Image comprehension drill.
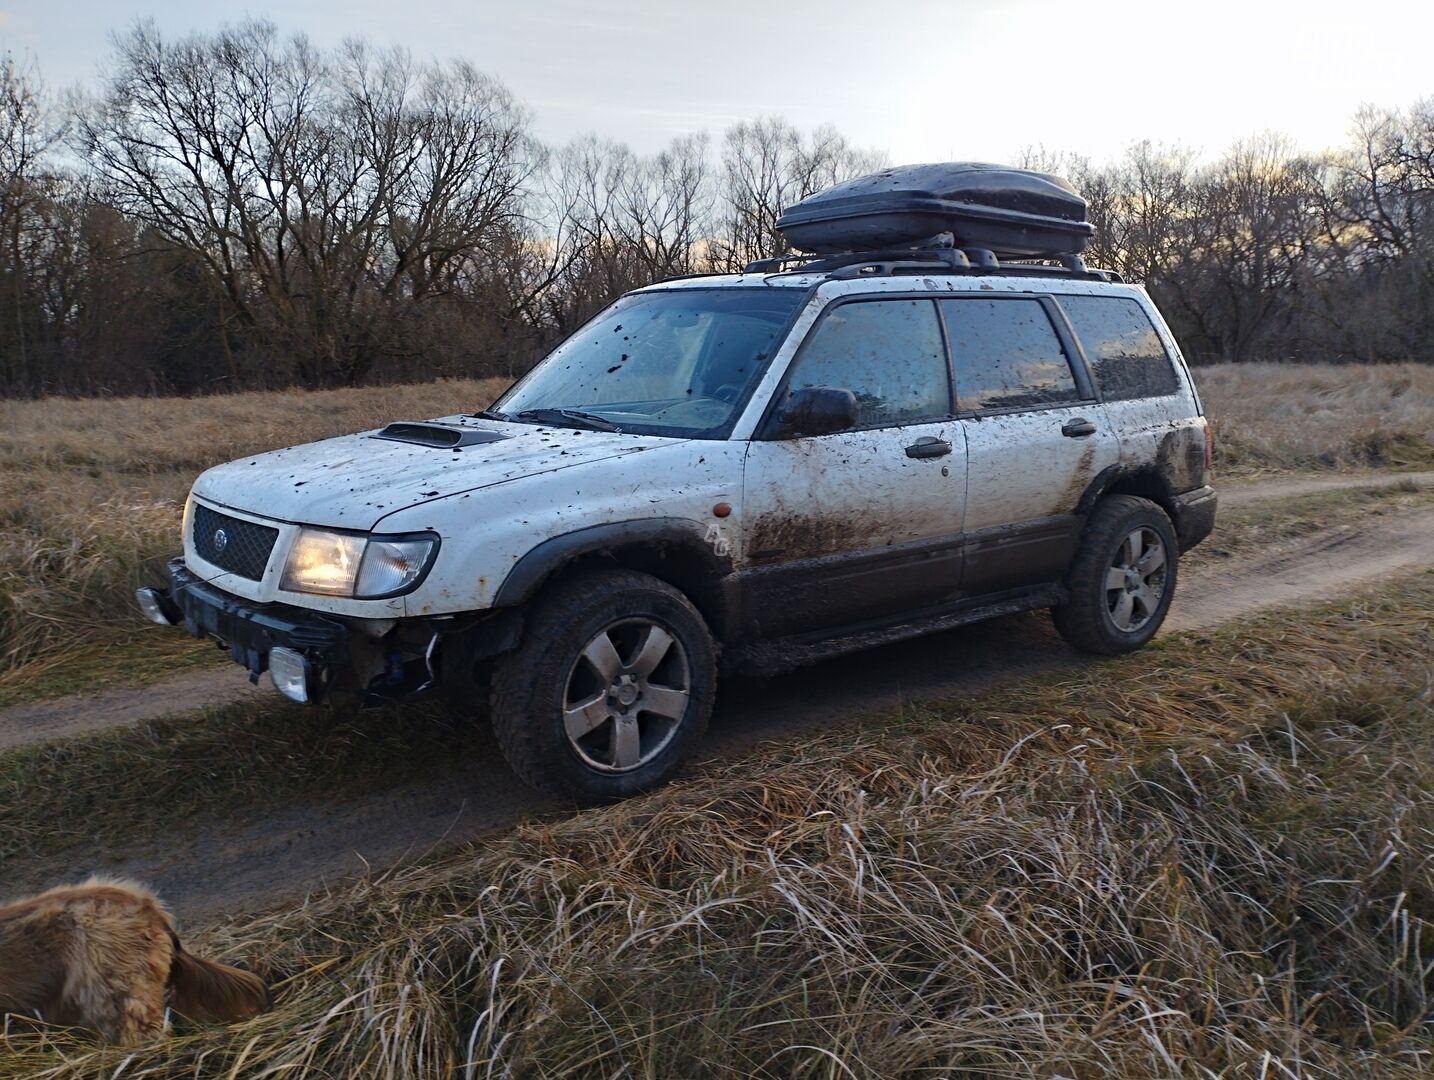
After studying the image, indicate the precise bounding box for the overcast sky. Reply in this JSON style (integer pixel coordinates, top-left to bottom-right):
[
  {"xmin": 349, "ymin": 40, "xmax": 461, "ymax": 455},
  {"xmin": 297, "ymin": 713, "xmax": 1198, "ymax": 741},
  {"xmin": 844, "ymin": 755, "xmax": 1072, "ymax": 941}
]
[{"xmin": 4, "ymin": 0, "xmax": 1433, "ymax": 166}]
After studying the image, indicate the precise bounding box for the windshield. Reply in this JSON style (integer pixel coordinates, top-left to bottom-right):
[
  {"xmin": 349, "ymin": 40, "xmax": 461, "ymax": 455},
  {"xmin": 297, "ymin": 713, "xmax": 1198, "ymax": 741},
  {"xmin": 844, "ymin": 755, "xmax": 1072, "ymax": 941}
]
[{"xmin": 493, "ymin": 288, "xmax": 806, "ymax": 438}]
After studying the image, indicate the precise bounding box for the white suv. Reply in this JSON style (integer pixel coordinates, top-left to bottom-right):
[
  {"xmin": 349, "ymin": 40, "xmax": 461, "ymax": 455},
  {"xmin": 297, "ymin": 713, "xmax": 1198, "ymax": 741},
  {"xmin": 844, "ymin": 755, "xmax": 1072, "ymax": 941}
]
[{"xmin": 139, "ymin": 188, "xmax": 1216, "ymax": 802}]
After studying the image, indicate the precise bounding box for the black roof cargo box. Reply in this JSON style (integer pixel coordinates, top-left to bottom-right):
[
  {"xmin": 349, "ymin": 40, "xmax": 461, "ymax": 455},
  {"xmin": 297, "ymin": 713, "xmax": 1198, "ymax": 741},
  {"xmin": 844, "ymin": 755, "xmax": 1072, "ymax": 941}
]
[{"xmin": 776, "ymin": 162, "xmax": 1094, "ymax": 258}]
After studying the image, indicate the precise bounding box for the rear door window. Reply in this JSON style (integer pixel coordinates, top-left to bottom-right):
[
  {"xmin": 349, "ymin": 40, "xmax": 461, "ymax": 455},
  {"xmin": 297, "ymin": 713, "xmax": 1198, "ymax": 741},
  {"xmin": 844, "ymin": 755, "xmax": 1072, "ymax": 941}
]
[
  {"xmin": 786, "ymin": 299, "xmax": 951, "ymax": 427},
  {"xmin": 940, "ymin": 298, "xmax": 1081, "ymax": 411},
  {"xmin": 1059, "ymin": 295, "xmax": 1181, "ymax": 401}
]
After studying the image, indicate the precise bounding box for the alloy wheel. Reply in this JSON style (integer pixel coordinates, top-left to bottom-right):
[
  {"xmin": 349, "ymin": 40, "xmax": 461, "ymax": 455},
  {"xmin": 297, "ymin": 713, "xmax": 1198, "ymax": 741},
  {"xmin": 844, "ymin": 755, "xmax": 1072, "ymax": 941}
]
[
  {"xmin": 562, "ymin": 617, "xmax": 691, "ymax": 773},
  {"xmin": 1104, "ymin": 526, "xmax": 1168, "ymax": 633}
]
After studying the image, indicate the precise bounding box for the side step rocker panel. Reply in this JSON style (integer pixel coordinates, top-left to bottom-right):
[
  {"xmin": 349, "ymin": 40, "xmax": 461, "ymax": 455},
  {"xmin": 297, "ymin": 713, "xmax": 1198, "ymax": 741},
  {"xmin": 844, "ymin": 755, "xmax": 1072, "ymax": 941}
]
[{"xmin": 727, "ymin": 584, "xmax": 1067, "ymax": 677}]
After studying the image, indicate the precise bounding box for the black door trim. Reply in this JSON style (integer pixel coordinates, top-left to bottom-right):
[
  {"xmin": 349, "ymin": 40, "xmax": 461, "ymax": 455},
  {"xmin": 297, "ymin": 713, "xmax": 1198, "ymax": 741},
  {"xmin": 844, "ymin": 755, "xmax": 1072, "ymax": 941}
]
[
  {"xmin": 736, "ymin": 528, "xmax": 966, "ymax": 638},
  {"xmin": 960, "ymin": 513, "xmax": 1082, "ymax": 595}
]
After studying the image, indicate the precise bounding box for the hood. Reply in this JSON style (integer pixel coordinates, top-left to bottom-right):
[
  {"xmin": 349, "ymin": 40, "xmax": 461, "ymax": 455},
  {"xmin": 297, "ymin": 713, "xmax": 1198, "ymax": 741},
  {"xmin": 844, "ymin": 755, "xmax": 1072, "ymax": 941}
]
[{"xmin": 191, "ymin": 416, "xmax": 675, "ymax": 530}]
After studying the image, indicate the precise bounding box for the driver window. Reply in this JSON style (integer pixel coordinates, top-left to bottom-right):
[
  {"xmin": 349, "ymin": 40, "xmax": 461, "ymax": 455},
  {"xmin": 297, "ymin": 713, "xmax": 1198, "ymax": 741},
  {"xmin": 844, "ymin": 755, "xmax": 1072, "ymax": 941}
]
[{"xmin": 786, "ymin": 299, "xmax": 950, "ymax": 428}]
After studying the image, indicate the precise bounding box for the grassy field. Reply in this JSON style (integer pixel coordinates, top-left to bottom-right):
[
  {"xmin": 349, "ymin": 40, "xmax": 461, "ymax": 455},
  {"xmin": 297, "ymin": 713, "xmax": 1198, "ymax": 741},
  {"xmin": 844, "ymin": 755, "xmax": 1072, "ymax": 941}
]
[
  {"xmin": 1197, "ymin": 361, "xmax": 1434, "ymax": 473},
  {"xmin": 1, "ymin": 574, "xmax": 1430, "ymax": 1077},
  {"xmin": 2, "ymin": 363, "xmax": 1432, "ymax": 683}
]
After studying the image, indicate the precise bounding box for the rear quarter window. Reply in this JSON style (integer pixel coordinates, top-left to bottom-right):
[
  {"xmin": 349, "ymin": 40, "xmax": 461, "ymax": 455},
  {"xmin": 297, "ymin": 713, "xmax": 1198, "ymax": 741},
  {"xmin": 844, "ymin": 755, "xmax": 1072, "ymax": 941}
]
[{"xmin": 1059, "ymin": 295, "xmax": 1181, "ymax": 401}]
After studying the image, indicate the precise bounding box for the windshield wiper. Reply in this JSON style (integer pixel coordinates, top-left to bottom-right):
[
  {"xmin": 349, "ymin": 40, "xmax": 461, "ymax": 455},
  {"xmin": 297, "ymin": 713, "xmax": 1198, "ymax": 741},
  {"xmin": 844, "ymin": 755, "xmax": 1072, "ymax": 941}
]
[
  {"xmin": 472, "ymin": 408, "xmax": 508, "ymax": 421},
  {"xmin": 513, "ymin": 408, "xmax": 622, "ymax": 433}
]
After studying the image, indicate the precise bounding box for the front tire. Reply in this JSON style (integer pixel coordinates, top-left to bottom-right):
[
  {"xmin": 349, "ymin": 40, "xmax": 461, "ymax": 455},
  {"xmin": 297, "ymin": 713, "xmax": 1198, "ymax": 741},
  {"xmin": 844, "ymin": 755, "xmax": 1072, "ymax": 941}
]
[
  {"xmin": 489, "ymin": 570, "xmax": 716, "ymax": 803},
  {"xmin": 1053, "ymin": 495, "xmax": 1179, "ymax": 656}
]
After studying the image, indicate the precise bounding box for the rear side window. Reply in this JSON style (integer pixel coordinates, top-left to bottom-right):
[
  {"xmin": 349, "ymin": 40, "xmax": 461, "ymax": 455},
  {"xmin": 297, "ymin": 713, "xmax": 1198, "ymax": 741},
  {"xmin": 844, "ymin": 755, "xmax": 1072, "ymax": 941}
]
[
  {"xmin": 940, "ymin": 298, "xmax": 1081, "ymax": 411},
  {"xmin": 787, "ymin": 299, "xmax": 950, "ymax": 427},
  {"xmin": 1060, "ymin": 296, "xmax": 1181, "ymax": 401}
]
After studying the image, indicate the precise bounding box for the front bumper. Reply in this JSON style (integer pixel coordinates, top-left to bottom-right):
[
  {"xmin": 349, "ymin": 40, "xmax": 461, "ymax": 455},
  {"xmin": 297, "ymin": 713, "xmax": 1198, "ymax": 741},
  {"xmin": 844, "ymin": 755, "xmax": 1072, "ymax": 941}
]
[
  {"xmin": 162, "ymin": 557, "xmax": 350, "ymax": 680},
  {"xmin": 141, "ymin": 557, "xmax": 379, "ymax": 704},
  {"xmin": 142, "ymin": 557, "xmax": 522, "ymax": 706}
]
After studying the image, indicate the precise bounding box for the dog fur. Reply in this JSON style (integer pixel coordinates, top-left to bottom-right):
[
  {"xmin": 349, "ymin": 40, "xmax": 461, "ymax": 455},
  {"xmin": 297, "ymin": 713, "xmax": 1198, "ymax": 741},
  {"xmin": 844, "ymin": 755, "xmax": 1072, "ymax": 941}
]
[{"xmin": 0, "ymin": 878, "xmax": 269, "ymax": 1042}]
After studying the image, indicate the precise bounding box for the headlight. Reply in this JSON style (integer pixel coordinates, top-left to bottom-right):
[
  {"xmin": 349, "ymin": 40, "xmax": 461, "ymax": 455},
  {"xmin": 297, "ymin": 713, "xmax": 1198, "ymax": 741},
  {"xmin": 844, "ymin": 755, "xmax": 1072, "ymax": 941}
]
[
  {"xmin": 281, "ymin": 529, "xmax": 366, "ymax": 596},
  {"xmin": 281, "ymin": 529, "xmax": 436, "ymax": 599}
]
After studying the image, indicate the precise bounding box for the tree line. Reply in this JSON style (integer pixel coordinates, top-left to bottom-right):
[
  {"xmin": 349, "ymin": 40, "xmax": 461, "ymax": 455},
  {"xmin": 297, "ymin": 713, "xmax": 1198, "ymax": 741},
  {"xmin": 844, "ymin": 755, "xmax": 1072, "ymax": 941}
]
[{"xmin": 1, "ymin": 20, "xmax": 1431, "ymax": 397}]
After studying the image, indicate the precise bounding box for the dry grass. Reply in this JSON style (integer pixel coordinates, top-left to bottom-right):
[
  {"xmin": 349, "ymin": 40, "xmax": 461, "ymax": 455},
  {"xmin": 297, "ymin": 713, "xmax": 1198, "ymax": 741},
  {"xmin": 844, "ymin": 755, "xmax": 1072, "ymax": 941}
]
[
  {"xmin": 0, "ymin": 378, "xmax": 508, "ymax": 676},
  {"xmin": 2, "ymin": 574, "xmax": 1433, "ymax": 1077},
  {"xmin": 1196, "ymin": 362, "xmax": 1434, "ymax": 475}
]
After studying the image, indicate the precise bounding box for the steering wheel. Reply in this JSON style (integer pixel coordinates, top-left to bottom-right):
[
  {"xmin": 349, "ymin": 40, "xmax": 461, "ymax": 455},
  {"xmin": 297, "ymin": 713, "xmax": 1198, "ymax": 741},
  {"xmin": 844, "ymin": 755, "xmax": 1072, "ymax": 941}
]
[{"xmin": 712, "ymin": 383, "xmax": 741, "ymax": 404}]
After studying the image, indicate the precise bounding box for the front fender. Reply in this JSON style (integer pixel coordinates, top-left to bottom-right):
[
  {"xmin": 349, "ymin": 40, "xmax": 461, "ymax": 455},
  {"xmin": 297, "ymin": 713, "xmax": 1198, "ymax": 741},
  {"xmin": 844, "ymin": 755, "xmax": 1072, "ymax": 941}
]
[{"xmin": 492, "ymin": 518, "xmax": 733, "ymax": 607}]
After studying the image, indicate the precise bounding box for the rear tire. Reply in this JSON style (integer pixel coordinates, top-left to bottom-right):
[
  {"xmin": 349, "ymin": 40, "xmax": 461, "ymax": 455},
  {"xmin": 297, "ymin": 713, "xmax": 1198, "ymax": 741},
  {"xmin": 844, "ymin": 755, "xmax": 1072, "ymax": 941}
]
[
  {"xmin": 1053, "ymin": 495, "xmax": 1178, "ymax": 656},
  {"xmin": 489, "ymin": 570, "xmax": 716, "ymax": 803}
]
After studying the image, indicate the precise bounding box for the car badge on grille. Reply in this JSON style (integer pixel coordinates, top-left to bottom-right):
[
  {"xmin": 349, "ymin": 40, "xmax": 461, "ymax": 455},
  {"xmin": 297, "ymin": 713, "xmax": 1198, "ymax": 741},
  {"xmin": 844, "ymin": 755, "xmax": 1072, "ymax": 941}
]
[{"xmin": 213, "ymin": 528, "xmax": 229, "ymax": 552}]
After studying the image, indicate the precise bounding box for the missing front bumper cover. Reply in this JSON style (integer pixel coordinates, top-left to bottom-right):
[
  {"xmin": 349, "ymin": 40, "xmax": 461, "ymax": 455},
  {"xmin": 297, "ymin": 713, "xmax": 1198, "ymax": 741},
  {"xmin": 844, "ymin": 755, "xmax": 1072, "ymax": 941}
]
[{"xmin": 146, "ymin": 557, "xmax": 439, "ymax": 705}]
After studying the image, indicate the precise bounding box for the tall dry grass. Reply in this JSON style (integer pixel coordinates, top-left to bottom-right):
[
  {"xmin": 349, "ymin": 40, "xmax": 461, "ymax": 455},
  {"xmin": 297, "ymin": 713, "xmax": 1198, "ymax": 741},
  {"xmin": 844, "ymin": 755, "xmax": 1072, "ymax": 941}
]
[
  {"xmin": 1196, "ymin": 361, "xmax": 1434, "ymax": 474},
  {"xmin": 2, "ymin": 574, "xmax": 1432, "ymax": 1077},
  {"xmin": 0, "ymin": 378, "xmax": 508, "ymax": 674}
]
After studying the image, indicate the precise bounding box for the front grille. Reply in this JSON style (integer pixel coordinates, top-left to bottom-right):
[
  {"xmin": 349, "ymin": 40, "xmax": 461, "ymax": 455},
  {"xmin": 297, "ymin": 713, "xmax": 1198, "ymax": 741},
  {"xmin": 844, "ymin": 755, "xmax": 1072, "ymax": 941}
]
[{"xmin": 192, "ymin": 504, "xmax": 279, "ymax": 581}]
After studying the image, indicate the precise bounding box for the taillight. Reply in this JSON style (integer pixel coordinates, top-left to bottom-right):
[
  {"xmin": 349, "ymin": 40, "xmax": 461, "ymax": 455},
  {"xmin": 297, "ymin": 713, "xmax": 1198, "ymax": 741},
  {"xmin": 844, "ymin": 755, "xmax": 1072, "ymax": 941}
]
[{"xmin": 1202, "ymin": 420, "xmax": 1215, "ymax": 475}]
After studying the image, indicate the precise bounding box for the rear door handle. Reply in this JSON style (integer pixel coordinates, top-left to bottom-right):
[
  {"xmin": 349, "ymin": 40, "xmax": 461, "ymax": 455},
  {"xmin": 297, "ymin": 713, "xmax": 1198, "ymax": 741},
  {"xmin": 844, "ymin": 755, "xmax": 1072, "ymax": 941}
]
[
  {"xmin": 905, "ymin": 436, "xmax": 952, "ymax": 459},
  {"xmin": 1062, "ymin": 418, "xmax": 1097, "ymax": 438}
]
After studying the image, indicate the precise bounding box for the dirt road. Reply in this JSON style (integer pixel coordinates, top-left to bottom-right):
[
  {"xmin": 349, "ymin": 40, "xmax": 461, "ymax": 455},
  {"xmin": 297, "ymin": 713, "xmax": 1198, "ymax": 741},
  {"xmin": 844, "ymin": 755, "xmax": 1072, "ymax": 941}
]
[
  {"xmin": 5, "ymin": 473, "xmax": 1434, "ymax": 922},
  {"xmin": 1216, "ymin": 467, "xmax": 1434, "ymax": 508}
]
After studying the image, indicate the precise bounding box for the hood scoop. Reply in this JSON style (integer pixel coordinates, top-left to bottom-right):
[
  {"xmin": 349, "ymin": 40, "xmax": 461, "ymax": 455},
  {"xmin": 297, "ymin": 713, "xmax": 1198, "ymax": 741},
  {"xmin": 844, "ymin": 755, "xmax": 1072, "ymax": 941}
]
[{"xmin": 370, "ymin": 422, "xmax": 511, "ymax": 449}]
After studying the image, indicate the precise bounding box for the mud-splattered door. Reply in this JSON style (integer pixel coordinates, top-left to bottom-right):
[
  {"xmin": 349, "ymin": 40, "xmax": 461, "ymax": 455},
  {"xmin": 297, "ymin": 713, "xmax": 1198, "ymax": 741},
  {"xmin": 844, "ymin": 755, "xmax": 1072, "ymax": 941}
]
[
  {"xmin": 738, "ymin": 298, "xmax": 966, "ymax": 637},
  {"xmin": 940, "ymin": 296, "xmax": 1118, "ymax": 593}
]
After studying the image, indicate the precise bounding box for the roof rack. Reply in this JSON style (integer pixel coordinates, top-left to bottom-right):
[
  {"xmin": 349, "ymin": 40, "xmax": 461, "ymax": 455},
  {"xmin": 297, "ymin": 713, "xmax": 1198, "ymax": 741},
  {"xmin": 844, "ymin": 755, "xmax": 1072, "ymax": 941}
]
[{"xmin": 744, "ymin": 236, "xmax": 1122, "ymax": 284}]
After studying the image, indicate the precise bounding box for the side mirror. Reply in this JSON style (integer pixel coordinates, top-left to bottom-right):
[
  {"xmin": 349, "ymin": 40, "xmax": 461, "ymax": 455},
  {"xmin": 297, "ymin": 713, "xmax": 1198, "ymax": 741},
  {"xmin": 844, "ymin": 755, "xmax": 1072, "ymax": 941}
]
[{"xmin": 779, "ymin": 386, "xmax": 859, "ymax": 437}]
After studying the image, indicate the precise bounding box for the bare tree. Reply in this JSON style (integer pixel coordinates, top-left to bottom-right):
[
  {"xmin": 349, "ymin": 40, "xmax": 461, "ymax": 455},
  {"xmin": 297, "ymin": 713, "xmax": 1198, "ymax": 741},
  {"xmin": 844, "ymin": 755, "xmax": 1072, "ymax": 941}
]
[
  {"xmin": 5, "ymin": 27, "xmax": 1434, "ymax": 397},
  {"xmin": 545, "ymin": 133, "xmax": 713, "ymax": 334},
  {"xmin": 79, "ymin": 21, "xmax": 537, "ymax": 386},
  {"xmin": 1187, "ymin": 136, "xmax": 1325, "ymax": 362},
  {"xmin": 1316, "ymin": 102, "xmax": 1434, "ymax": 361},
  {"xmin": 0, "ymin": 54, "xmax": 67, "ymax": 393},
  {"xmin": 708, "ymin": 118, "xmax": 884, "ymax": 270}
]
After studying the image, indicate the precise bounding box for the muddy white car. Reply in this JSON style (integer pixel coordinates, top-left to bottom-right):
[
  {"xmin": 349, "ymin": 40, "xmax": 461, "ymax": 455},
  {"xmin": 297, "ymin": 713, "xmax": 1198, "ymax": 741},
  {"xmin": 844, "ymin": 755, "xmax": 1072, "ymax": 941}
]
[{"xmin": 139, "ymin": 164, "xmax": 1216, "ymax": 802}]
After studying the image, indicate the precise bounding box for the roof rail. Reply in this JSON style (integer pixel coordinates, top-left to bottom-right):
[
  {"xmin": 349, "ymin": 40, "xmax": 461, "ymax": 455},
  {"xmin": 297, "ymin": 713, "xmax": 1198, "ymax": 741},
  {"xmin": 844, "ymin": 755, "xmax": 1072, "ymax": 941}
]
[{"xmin": 745, "ymin": 244, "xmax": 1122, "ymax": 284}]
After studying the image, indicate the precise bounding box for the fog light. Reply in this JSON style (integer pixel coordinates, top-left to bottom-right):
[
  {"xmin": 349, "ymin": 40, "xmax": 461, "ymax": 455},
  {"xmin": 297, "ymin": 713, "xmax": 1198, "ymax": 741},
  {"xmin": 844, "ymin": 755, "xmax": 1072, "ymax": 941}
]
[
  {"xmin": 268, "ymin": 647, "xmax": 312, "ymax": 704},
  {"xmin": 136, "ymin": 587, "xmax": 175, "ymax": 626}
]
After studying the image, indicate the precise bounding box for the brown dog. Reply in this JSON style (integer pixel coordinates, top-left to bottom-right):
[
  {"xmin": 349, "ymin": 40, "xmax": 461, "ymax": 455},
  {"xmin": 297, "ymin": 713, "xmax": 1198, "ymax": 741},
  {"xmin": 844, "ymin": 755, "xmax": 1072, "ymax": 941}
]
[{"xmin": 0, "ymin": 878, "xmax": 269, "ymax": 1042}]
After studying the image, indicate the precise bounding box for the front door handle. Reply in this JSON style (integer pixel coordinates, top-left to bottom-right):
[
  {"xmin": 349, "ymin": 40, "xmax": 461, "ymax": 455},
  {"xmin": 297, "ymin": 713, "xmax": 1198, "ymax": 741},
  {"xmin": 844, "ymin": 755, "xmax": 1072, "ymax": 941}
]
[
  {"xmin": 905, "ymin": 436, "xmax": 952, "ymax": 459},
  {"xmin": 1062, "ymin": 418, "xmax": 1097, "ymax": 438}
]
